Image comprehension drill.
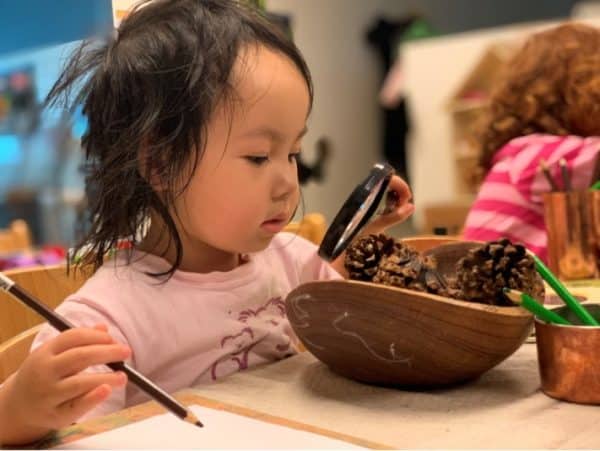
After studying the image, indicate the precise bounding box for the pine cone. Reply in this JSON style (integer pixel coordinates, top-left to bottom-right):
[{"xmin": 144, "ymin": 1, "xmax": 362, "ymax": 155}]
[
  {"xmin": 373, "ymin": 245, "xmax": 448, "ymax": 295},
  {"xmin": 344, "ymin": 234, "xmax": 396, "ymax": 281},
  {"xmin": 455, "ymin": 238, "xmax": 545, "ymax": 306}
]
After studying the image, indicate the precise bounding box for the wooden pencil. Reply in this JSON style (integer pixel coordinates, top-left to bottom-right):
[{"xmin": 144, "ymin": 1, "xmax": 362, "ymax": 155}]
[
  {"xmin": 590, "ymin": 151, "xmax": 600, "ymax": 188},
  {"xmin": 559, "ymin": 158, "xmax": 571, "ymax": 191},
  {"xmin": 539, "ymin": 159, "xmax": 559, "ymax": 191},
  {"xmin": 0, "ymin": 272, "xmax": 203, "ymax": 428}
]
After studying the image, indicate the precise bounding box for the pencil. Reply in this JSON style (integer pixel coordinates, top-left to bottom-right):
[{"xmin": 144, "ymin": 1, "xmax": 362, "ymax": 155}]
[
  {"xmin": 559, "ymin": 158, "xmax": 571, "ymax": 191},
  {"xmin": 0, "ymin": 272, "xmax": 203, "ymax": 428},
  {"xmin": 532, "ymin": 255, "xmax": 600, "ymax": 326},
  {"xmin": 503, "ymin": 288, "xmax": 571, "ymax": 325},
  {"xmin": 539, "ymin": 159, "xmax": 559, "ymax": 191},
  {"xmin": 590, "ymin": 151, "xmax": 600, "ymax": 188}
]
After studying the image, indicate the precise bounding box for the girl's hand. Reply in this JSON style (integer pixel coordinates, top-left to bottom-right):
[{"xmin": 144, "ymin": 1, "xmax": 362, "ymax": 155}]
[
  {"xmin": 0, "ymin": 324, "xmax": 130, "ymax": 445},
  {"xmin": 361, "ymin": 174, "xmax": 414, "ymax": 235},
  {"xmin": 328, "ymin": 175, "xmax": 413, "ymax": 278}
]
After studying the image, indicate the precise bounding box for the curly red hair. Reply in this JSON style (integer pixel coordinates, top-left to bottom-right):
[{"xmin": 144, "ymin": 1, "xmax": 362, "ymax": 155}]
[{"xmin": 478, "ymin": 22, "xmax": 600, "ymax": 170}]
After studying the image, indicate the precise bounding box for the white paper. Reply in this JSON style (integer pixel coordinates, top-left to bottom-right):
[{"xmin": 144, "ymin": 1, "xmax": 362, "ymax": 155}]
[{"xmin": 59, "ymin": 404, "xmax": 364, "ymax": 449}]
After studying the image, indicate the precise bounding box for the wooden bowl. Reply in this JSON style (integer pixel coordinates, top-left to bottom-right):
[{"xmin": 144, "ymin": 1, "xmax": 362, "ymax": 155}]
[{"xmin": 285, "ymin": 237, "xmax": 535, "ymax": 387}]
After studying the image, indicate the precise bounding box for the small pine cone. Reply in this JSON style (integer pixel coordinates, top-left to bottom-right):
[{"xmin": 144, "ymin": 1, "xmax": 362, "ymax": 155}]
[
  {"xmin": 456, "ymin": 238, "xmax": 545, "ymax": 306},
  {"xmin": 345, "ymin": 234, "xmax": 396, "ymax": 281},
  {"xmin": 437, "ymin": 280, "xmax": 464, "ymax": 299},
  {"xmin": 374, "ymin": 246, "xmax": 448, "ymax": 295}
]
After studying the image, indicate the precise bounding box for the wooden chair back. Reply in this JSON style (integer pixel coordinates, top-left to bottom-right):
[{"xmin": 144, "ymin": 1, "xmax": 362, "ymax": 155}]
[
  {"xmin": 0, "ymin": 219, "xmax": 32, "ymax": 254},
  {"xmin": 284, "ymin": 213, "xmax": 327, "ymax": 245},
  {"xmin": 0, "ymin": 265, "xmax": 88, "ymax": 344},
  {"xmin": 0, "ymin": 325, "xmax": 42, "ymax": 384}
]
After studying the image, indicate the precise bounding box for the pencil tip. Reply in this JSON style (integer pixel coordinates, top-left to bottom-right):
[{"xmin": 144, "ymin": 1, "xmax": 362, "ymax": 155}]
[{"xmin": 196, "ymin": 421, "xmax": 204, "ymax": 428}]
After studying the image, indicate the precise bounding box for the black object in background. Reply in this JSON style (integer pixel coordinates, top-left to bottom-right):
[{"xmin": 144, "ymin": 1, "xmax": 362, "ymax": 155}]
[
  {"xmin": 366, "ymin": 17, "xmax": 415, "ymax": 183},
  {"xmin": 297, "ymin": 137, "xmax": 331, "ymax": 185}
]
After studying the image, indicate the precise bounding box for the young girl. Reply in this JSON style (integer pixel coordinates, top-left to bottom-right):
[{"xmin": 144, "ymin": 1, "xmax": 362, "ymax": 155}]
[
  {"xmin": 0, "ymin": 0, "xmax": 413, "ymax": 445},
  {"xmin": 463, "ymin": 23, "xmax": 600, "ymax": 262}
]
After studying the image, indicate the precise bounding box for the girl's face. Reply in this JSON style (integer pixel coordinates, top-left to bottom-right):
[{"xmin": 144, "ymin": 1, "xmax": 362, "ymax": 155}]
[{"xmin": 172, "ymin": 45, "xmax": 309, "ymax": 261}]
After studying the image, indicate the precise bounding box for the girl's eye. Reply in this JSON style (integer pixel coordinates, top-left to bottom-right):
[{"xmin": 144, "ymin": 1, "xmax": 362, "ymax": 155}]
[{"xmin": 245, "ymin": 155, "xmax": 269, "ymax": 165}]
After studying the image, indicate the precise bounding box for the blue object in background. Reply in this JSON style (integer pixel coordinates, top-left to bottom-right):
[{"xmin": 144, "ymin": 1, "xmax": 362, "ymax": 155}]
[
  {"xmin": 72, "ymin": 106, "xmax": 88, "ymax": 140},
  {"xmin": 0, "ymin": 135, "xmax": 21, "ymax": 165},
  {"xmin": 0, "ymin": 0, "xmax": 113, "ymax": 56}
]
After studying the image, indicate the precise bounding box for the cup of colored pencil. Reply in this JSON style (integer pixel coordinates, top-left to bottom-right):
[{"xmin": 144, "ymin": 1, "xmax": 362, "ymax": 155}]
[
  {"xmin": 542, "ymin": 191, "xmax": 598, "ymax": 280},
  {"xmin": 505, "ymin": 256, "xmax": 600, "ymax": 404},
  {"xmin": 533, "ymin": 302, "xmax": 600, "ymax": 405},
  {"xmin": 539, "ymin": 157, "xmax": 600, "ymax": 280},
  {"xmin": 505, "ymin": 289, "xmax": 600, "ymax": 404}
]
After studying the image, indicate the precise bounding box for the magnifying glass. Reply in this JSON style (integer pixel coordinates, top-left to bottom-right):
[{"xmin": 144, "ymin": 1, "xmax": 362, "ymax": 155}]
[{"xmin": 318, "ymin": 162, "xmax": 395, "ymax": 261}]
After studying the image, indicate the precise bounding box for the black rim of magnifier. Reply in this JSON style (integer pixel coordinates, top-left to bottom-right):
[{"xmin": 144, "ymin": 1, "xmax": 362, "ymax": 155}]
[{"xmin": 318, "ymin": 162, "xmax": 394, "ymax": 261}]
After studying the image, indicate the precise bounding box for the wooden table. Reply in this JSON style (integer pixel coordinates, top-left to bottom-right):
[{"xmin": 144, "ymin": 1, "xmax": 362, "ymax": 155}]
[{"xmin": 46, "ymin": 343, "xmax": 600, "ymax": 449}]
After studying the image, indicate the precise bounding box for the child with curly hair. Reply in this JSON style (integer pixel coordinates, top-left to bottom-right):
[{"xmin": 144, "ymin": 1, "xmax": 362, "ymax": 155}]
[{"xmin": 463, "ymin": 22, "xmax": 600, "ymax": 261}]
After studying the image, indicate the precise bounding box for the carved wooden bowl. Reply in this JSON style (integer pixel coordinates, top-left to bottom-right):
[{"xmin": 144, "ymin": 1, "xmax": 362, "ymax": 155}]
[{"xmin": 285, "ymin": 237, "xmax": 536, "ymax": 387}]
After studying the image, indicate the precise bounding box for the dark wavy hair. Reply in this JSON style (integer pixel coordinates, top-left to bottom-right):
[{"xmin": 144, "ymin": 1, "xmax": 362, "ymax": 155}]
[
  {"xmin": 46, "ymin": 0, "xmax": 313, "ymax": 277},
  {"xmin": 477, "ymin": 22, "xmax": 600, "ymax": 170}
]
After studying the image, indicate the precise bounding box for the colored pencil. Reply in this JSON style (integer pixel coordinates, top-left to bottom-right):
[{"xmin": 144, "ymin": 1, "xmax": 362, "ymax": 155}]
[
  {"xmin": 532, "ymin": 255, "xmax": 599, "ymax": 326},
  {"xmin": 0, "ymin": 273, "xmax": 203, "ymax": 428},
  {"xmin": 503, "ymin": 288, "xmax": 571, "ymax": 325}
]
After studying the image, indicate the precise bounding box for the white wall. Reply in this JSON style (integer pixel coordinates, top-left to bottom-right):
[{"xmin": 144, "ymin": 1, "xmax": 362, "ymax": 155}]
[{"xmin": 266, "ymin": 0, "xmax": 412, "ymax": 223}]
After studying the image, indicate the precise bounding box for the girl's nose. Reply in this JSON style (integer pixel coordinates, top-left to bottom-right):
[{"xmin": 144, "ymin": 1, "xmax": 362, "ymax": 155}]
[{"xmin": 272, "ymin": 163, "xmax": 299, "ymax": 201}]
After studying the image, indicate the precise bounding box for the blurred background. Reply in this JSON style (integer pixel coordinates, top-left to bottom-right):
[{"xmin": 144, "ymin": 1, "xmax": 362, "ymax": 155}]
[{"xmin": 0, "ymin": 0, "xmax": 598, "ymax": 268}]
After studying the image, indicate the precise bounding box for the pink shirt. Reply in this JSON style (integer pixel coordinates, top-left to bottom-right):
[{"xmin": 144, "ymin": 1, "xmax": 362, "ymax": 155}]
[
  {"xmin": 463, "ymin": 134, "xmax": 600, "ymax": 261},
  {"xmin": 32, "ymin": 233, "xmax": 341, "ymax": 419}
]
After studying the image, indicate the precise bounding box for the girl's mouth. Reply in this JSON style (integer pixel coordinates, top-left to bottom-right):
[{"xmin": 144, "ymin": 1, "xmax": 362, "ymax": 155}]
[{"xmin": 261, "ymin": 217, "xmax": 287, "ymax": 234}]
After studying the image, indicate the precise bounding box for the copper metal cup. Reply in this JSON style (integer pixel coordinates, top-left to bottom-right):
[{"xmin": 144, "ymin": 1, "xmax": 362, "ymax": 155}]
[
  {"xmin": 535, "ymin": 304, "xmax": 600, "ymax": 404},
  {"xmin": 589, "ymin": 190, "xmax": 600, "ymax": 271},
  {"xmin": 542, "ymin": 191, "xmax": 598, "ymax": 280}
]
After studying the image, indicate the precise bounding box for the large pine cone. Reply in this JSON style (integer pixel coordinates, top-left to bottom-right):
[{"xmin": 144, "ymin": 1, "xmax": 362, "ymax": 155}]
[
  {"xmin": 455, "ymin": 238, "xmax": 545, "ymax": 305},
  {"xmin": 344, "ymin": 234, "xmax": 396, "ymax": 281}
]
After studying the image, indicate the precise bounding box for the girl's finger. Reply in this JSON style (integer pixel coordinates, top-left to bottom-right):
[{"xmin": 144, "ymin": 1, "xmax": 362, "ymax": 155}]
[
  {"xmin": 387, "ymin": 176, "xmax": 412, "ymax": 204},
  {"xmin": 52, "ymin": 344, "xmax": 131, "ymax": 377},
  {"xmin": 93, "ymin": 324, "xmax": 109, "ymax": 332},
  {"xmin": 56, "ymin": 384, "xmax": 113, "ymax": 424},
  {"xmin": 362, "ymin": 203, "xmax": 415, "ymax": 236},
  {"xmin": 49, "ymin": 327, "xmax": 115, "ymax": 355},
  {"xmin": 54, "ymin": 372, "xmax": 127, "ymax": 403}
]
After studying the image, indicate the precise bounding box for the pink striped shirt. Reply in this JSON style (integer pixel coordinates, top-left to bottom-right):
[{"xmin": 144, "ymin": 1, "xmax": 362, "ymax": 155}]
[{"xmin": 463, "ymin": 134, "xmax": 600, "ymax": 262}]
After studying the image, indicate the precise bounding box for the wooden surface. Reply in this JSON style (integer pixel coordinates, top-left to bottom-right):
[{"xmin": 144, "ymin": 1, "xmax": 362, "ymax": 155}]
[
  {"xmin": 0, "ymin": 265, "xmax": 88, "ymax": 344},
  {"xmin": 0, "ymin": 324, "xmax": 42, "ymax": 383},
  {"xmin": 43, "ymin": 391, "xmax": 388, "ymax": 449},
  {"xmin": 50, "ymin": 345, "xmax": 600, "ymax": 449},
  {"xmin": 561, "ymin": 278, "xmax": 600, "ymax": 302},
  {"xmin": 400, "ymin": 235, "xmax": 462, "ymax": 253}
]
